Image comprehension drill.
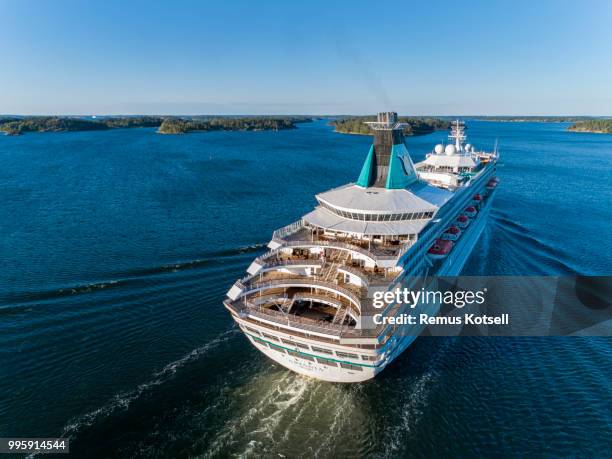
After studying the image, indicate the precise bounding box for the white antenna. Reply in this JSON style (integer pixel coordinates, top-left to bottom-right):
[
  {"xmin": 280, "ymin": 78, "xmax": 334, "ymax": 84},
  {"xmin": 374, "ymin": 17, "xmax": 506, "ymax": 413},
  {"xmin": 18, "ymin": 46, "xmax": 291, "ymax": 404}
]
[{"xmin": 448, "ymin": 120, "xmax": 467, "ymax": 151}]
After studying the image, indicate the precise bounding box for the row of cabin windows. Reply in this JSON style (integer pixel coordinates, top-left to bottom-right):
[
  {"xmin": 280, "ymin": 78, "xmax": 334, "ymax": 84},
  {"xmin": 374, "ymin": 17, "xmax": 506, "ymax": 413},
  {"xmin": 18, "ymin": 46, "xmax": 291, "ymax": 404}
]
[
  {"xmin": 243, "ymin": 325, "xmax": 376, "ymax": 363},
  {"xmin": 319, "ymin": 201, "xmax": 435, "ymax": 222},
  {"xmin": 254, "ymin": 337, "xmax": 363, "ymax": 371}
]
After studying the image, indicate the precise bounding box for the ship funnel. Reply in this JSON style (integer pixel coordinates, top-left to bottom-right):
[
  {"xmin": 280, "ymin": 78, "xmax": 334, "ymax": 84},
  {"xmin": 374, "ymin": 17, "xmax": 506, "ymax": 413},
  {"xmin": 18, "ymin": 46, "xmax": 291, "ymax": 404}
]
[{"xmin": 356, "ymin": 112, "xmax": 419, "ymax": 189}]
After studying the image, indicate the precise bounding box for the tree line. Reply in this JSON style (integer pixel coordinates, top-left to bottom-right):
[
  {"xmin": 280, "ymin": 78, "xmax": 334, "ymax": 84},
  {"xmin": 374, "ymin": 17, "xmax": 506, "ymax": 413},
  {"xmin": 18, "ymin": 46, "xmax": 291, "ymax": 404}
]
[
  {"xmin": 568, "ymin": 119, "xmax": 612, "ymax": 134},
  {"xmin": 0, "ymin": 116, "xmax": 312, "ymax": 135}
]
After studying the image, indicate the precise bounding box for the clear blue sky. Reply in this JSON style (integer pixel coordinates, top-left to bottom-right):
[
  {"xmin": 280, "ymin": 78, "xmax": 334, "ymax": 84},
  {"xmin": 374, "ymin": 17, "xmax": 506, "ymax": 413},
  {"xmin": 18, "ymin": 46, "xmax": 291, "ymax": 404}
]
[{"xmin": 1, "ymin": 0, "xmax": 611, "ymax": 115}]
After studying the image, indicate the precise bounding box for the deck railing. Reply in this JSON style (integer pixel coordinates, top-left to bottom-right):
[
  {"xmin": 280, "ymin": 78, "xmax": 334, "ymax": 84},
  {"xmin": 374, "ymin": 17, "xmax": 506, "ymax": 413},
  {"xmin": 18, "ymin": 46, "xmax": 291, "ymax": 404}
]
[
  {"xmin": 263, "ymin": 258, "xmax": 323, "ymax": 269},
  {"xmin": 248, "ymin": 277, "xmax": 363, "ymax": 307},
  {"xmin": 241, "ymin": 301, "xmax": 347, "ymax": 337},
  {"xmin": 277, "ymin": 239, "xmax": 398, "ymax": 263},
  {"xmin": 272, "ymin": 219, "xmax": 304, "ymax": 239},
  {"xmin": 229, "ymin": 298, "xmax": 379, "ymax": 339},
  {"xmin": 291, "ymin": 292, "xmax": 346, "ymax": 308}
]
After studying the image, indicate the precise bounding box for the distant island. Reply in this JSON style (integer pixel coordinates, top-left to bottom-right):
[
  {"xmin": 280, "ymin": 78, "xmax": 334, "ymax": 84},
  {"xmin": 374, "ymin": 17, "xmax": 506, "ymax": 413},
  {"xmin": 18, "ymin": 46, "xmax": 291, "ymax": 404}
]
[
  {"xmin": 330, "ymin": 116, "xmax": 450, "ymax": 136},
  {"xmin": 0, "ymin": 116, "xmax": 163, "ymax": 135},
  {"xmin": 0, "ymin": 116, "xmax": 312, "ymax": 136},
  {"xmin": 567, "ymin": 119, "xmax": 612, "ymax": 134},
  {"xmin": 157, "ymin": 116, "xmax": 310, "ymax": 134},
  {"xmin": 473, "ymin": 116, "xmax": 601, "ymax": 123}
]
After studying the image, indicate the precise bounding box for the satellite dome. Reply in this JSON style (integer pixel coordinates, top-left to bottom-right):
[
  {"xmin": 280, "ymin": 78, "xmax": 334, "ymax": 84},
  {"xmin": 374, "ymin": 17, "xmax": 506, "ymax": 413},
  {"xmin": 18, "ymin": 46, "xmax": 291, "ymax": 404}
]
[
  {"xmin": 465, "ymin": 143, "xmax": 472, "ymax": 151},
  {"xmin": 434, "ymin": 144, "xmax": 444, "ymax": 155},
  {"xmin": 445, "ymin": 144, "xmax": 456, "ymax": 155}
]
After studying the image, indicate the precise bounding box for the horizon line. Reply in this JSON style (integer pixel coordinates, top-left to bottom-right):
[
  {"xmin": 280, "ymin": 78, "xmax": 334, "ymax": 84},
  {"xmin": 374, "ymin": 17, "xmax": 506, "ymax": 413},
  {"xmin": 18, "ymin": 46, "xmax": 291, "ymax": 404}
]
[{"xmin": 2, "ymin": 113, "xmax": 611, "ymax": 118}]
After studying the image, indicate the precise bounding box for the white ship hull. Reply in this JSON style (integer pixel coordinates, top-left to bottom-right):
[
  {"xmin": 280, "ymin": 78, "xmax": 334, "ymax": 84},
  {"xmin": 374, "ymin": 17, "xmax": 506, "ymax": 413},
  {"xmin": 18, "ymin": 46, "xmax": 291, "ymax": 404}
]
[{"xmin": 247, "ymin": 333, "xmax": 379, "ymax": 383}]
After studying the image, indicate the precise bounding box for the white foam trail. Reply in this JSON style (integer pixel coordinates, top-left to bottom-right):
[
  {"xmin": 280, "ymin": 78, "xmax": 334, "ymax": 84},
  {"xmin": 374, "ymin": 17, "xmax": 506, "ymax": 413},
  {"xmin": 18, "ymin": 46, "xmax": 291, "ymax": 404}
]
[
  {"xmin": 59, "ymin": 328, "xmax": 238, "ymax": 439},
  {"xmin": 381, "ymin": 338, "xmax": 455, "ymax": 457},
  {"xmin": 201, "ymin": 371, "xmax": 314, "ymax": 459},
  {"xmin": 310, "ymin": 387, "xmax": 358, "ymax": 457}
]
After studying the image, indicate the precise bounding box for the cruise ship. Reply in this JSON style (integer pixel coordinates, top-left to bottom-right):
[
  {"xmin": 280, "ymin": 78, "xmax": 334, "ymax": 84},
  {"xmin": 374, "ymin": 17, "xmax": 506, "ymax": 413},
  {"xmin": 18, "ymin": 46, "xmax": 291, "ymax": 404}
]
[{"xmin": 224, "ymin": 113, "xmax": 499, "ymax": 382}]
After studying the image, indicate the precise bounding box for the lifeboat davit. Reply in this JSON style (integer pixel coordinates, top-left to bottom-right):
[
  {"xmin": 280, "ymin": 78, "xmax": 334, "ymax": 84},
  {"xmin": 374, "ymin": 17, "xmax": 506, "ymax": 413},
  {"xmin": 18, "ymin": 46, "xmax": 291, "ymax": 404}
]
[
  {"xmin": 464, "ymin": 206, "xmax": 478, "ymax": 218},
  {"xmin": 473, "ymin": 194, "xmax": 482, "ymax": 204},
  {"xmin": 486, "ymin": 177, "xmax": 499, "ymax": 190},
  {"xmin": 456, "ymin": 214, "xmax": 470, "ymax": 228},
  {"xmin": 441, "ymin": 225, "xmax": 461, "ymax": 241},
  {"xmin": 428, "ymin": 239, "xmax": 454, "ymax": 259}
]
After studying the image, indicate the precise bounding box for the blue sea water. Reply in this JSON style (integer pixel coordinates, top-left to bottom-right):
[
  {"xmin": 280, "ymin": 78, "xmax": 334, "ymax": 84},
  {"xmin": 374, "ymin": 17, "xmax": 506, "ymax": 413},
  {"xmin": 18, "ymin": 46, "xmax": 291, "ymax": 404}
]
[{"xmin": 0, "ymin": 120, "xmax": 610, "ymax": 457}]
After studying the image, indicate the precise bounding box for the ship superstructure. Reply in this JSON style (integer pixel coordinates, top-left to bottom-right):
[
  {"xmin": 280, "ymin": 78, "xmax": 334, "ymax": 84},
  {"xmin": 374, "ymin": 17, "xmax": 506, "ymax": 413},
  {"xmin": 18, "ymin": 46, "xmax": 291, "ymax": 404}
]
[{"xmin": 224, "ymin": 113, "xmax": 498, "ymax": 382}]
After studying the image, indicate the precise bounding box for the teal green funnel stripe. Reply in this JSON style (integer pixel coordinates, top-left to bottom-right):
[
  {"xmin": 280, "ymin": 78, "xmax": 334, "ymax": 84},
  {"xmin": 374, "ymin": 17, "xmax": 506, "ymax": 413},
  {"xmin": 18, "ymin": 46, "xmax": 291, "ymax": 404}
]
[
  {"xmin": 356, "ymin": 144, "xmax": 376, "ymax": 187},
  {"xmin": 386, "ymin": 143, "xmax": 418, "ymax": 189}
]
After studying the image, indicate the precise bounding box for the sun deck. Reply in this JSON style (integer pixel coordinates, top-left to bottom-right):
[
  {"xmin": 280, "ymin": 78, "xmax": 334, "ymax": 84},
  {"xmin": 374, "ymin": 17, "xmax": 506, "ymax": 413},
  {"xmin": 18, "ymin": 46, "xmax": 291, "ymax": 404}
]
[{"xmin": 275, "ymin": 225, "xmax": 411, "ymax": 258}]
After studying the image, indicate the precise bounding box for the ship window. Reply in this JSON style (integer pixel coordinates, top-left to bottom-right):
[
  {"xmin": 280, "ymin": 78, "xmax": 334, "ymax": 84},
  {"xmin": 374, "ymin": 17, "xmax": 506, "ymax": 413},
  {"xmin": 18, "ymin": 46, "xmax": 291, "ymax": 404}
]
[
  {"xmin": 281, "ymin": 339, "xmax": 309, "ymax": 349},
  {"xmin": 287, "ymin": 349, "xmax": 314, "ymax": 361},
  {"xmin": 362, "ymin": 355, "xmax": 377, "ymax": 361},
  {"xmin": 312, "ymin": 346, "xmax": 333, "ymax": 355},
  {"xmin": 340, "ymin": 363, "xmax": 363, "ymax": 371},
  {"xmin": 316, "ymin": 357, "xmax": 338, "ymax": 367},
  {"xmin": 336, "ymin": 351, "xmax": 358, "ymax": 359},
  {"xmin": 244, "ymin": 326, "xmax": 260, "ymax": 336},
  {"xmin": 262, "ymin": 333, "xmax": 279, "ymax": 341},
  {"xmin": 267, "ymin": 345, "xmax": 285, "ymax": 354}
]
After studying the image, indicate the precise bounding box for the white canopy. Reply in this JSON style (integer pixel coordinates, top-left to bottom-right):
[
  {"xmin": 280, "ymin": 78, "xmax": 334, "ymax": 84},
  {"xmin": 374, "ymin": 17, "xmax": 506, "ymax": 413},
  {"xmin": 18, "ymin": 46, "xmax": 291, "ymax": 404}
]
[
  {"xmin": 303, "ymin": 207, "xmax": 431, "ymax": 236},
  {"xmin": 316, "ymin": 181, "xmax": 452, "ymax": 215}
]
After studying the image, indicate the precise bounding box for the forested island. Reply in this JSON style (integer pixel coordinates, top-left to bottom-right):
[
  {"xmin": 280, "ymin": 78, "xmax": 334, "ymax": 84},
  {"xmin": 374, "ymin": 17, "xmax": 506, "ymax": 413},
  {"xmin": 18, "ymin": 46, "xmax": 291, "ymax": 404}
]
[
  {"xmin": 474, "ymin": 116, "xmax": 598, "ymax": 122},
  {"xmin": 157, "ymin": 116, "xmax": 310, "ymax": 134},
  {"xmin": 0, "ymin": 116, "xmax": 312, "ymax": 135},
  {"xmin": 567, "ymin": 119, "xmax": 612, "ymax": 134},
  {"xmin": 330, "ymin": 117, "xmax": 449, "ymax": 136},
  {"xmin": 0, "ymin": 116, "xmax": 164, "ymax": 135}
]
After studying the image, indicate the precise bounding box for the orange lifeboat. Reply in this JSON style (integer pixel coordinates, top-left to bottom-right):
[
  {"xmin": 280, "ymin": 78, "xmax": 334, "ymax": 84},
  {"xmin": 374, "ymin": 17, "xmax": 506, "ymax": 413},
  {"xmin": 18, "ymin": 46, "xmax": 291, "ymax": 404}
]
[
  {"xmin": 441, "ymin": 225, "xmax": 461, "ymax": 241},
  {"xmin": 464, "ymin": 206, "xmax": 478, "ymax": 218},
  {"xmin": 456, "ymin": 214, "xmax": 470, "ymax": 228},
  {"xmin": 428, "ymin": 239, "xmax": 454, "ymax": 259},
  {"xmin": 473, "ymin": 193, "xmax": 482, "ymax": 204}
]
